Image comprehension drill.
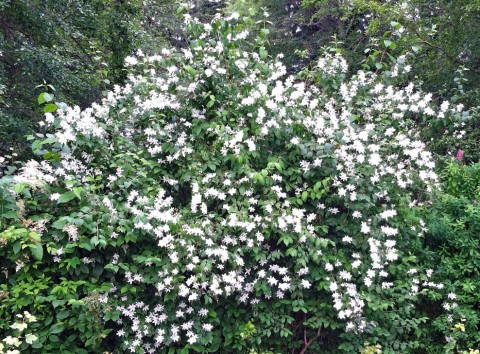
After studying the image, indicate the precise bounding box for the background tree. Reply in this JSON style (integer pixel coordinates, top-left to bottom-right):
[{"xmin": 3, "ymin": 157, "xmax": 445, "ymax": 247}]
[{"xmin": 0, "ymin": 0, "xmax": 150, "ymax": 159}]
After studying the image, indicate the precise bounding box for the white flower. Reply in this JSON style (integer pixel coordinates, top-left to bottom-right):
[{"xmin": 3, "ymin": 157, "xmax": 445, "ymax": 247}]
[
  {"xmin": 3, "ymin": 336, "xmax": 21, "ymax": 347},
  {"xmin": 380, "ymin": 209, "xmax": 397, "ymax": 219},
  {"xmin": 124, "ymin": 56, "xmax": 138, "ymax": 66},
  {"xmin": 25, "ymin": 333, "xmax": 38, "ymax": 344},
  {"xmin": 440, "ymin": 101, "xmax": 449, "ymax": 112},
  {"xmin": 381, "ymin": 226, "xmax": 398, "ymax": 236},
  {"xmin": 339, "ymin": 270, "xmax": 352, "ymax": 281},
  {"xmin": 361, "ymin": 222, "xmax": 371, "ymax": 234},
  {"xmin": 352, "ymin": 211, "xmax": 362, "ymax": 218},
  {"xmin": 368, "ymin": 153, "xmax": 381, "ymax": 166},
  {"xmin": 202, "ymin": 323, "xmax": 213, "ymax": 332},
  {"xmin": 187, "ymin": 334, "xmax": 198, "ymax": 344},
  {"xmin": 10, "ymin": 322, "xmax": 27, "ymax": 332},
  {"xmin": 301, "ymin": 279, "xmax": 311, "ymax": 289}
]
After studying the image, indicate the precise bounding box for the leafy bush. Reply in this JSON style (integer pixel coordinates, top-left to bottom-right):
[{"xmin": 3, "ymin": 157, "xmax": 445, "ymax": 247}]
[
  {"xmin": 414, "ymin": 161, "xmax": 480, "ymax": 352},
  {"xmin": 0, "ymin": 7, "xmax": 468, "ymax": 353},
  {"xmin": 442, "ymin": 160, "xmax": 480, "ymax": 201}
]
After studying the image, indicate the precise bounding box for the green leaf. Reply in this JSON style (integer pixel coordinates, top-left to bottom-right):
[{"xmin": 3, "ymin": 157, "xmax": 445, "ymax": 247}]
[
  {"xmin": 29, "ymin": 232, "xmax": 40, "ymax": 242},
  {"xmin": 14, "ymin": 184, "xmax": 25, "ymax": 194},
  {"xmin": 92, "ymin": 264, "xmax": 104, "ymax": 278},
  {"xmin": 31, "ymin": 243, "xmax": 43, "ymax": 261},
  {"xmin": 68, "ymin": 257, "xmax": 81, "ymax": 269},
  {"xmin": 49, "ymin": 334, "xmax": 59, "ymax": 342},
  {"xmin": 31, "ymin": 341, "xmax": 43, "ymax": 349},
  {"xmin": 105, "ymin": 264, "xmax": 119, "ymax": 272},
  {"xmin": 2, "ymin": 210, "xmax": 17, "ymax": 219},
  {"xmin": 79, "ymin": 243, "xmax": 92, "ymax": 251},
  {"xmin": 184, "ymin": 65, "xmax": 197, "ymax": 78},
  {"xmin": 38, "ymin": 93, "xmax": 46, "ymax": 104},
  {"xmin": 50, "ymin": 324, "xmax": 65, "ymax": 334},
  {"xmin": 260, "ymin": 48, "xmax": 268, "ymax": 59},
  {"xmin": 58, "ymin": 191, "xmax": 76, "ymax": 204},
  {"xmin": 52, "ymin": 218, "xmax": 67, "ymax": 230},
  {"xmin": 73, "ymin": 187, "xmax": 83, "ymax": 199},
  {"xmin": 38, "ymin": 92, "xmax": 54, "ymax": 104},
  {"xmin": 43, "ymin": 103, "xmax": 57, "ymax": 113},
  {"xmin": 384, "ymin": 40, "xmax": 393, "ymax": 48},
  {"xmin": 32, "ymin": 140, "xmax": 43, "ymax": 151},
  {"xmin": 56, "ymin": 102, "xmax": 68, "ymax": 111},
  {"xmin": 13, "ymin": 241, "xmax": 22, "ymax": 254},
  {"xmin": 57, "ymin": 311, "xmax": 69, "ymax": 320},
  {"xmin": 391, "ymin": 21, "xmax": 401, "ymax": 29}
]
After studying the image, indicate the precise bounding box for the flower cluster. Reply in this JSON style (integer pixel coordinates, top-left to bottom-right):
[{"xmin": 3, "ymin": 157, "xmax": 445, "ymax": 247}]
[{"xmin": 0, "ymin": 311, "xmax": 38, "ymax": 354}]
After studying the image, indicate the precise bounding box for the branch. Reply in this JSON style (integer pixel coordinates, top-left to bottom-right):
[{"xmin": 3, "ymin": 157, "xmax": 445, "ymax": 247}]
[
  {"xmin": 409, "ymin": 26, "xmax": 480, "ymax": 74},
  {"xmin": 299, "ymin": 326, "xmax": 322, "ymax": 354}
]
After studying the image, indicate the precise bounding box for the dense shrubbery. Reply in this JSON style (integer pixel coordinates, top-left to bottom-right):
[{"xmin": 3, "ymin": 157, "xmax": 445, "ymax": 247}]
[
  {"xmin": 416, "ymin": 160, "xmax": 480, "ymax": 352},
  {"xmin": 0, "ymin": 7, "xmax": 479, "ymax": 354}
]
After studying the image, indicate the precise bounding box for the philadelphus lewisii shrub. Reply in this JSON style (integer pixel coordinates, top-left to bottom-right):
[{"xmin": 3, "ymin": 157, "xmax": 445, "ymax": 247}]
[{"xmin": 5, "ymin": 10, "xmax": 463, "ymax": 354}]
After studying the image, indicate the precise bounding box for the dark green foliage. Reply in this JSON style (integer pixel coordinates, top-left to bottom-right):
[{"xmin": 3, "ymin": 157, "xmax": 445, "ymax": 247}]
[
  {"xmin": 300, "ymin": 0, "xmax": 480, "ymax": 98},
  {"xmin": 0, "ymin": 0, "xmax": 151, "ymax": 159},
  {"xmin": 0, "ymin": 191, "xmax": 115, "ymax": 352},
  {"xmin": 442, "ymin": 161, "xmax": 480, "ymax": 201},
  {"xmin": 417, "ymin": 162, "xmax": 480, "ymax": 351}
]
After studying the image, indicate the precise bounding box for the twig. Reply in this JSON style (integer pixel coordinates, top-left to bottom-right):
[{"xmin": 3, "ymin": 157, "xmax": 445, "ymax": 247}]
[{"xmin": 299, "ymin": 326, "xmax": 322, "ymax": 354}]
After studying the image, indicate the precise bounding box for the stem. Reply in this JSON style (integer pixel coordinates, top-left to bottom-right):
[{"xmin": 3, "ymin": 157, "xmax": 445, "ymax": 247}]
[{"xmin": 299, "ymin": 326, "xmax": 322, "ymax": 354}]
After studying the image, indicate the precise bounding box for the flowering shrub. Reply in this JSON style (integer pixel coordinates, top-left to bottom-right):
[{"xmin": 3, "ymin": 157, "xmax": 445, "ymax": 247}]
[{"xmin": 0, "ymin": 7, "xmax": 467, "ymax": 353}]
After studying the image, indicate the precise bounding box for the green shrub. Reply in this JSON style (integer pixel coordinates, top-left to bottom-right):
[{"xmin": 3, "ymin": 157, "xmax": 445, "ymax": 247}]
[{"xmin": 414, "ymin": 161, "xmax": 480, "ymax": 352}]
